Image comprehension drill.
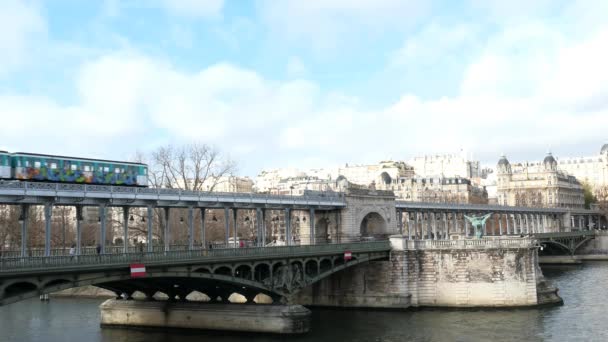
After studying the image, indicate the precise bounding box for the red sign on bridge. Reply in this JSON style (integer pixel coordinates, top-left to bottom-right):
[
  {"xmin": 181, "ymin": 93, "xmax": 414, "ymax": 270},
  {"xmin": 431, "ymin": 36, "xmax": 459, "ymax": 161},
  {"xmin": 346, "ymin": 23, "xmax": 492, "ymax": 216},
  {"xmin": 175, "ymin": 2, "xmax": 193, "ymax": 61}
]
[
  {"xmin": 344, "ymin": 251, "xmax": 352, "ymax": 261},
  {"xmin": 130, "ymin": 264, "xmax": 146, "ymax": 278}
]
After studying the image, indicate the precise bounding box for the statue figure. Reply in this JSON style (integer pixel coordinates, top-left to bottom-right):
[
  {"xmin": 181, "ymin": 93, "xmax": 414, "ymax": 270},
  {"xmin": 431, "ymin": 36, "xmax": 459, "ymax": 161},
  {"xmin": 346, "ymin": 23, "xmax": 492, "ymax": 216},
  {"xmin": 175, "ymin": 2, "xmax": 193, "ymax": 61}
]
[{"xmin": 464, "ymin": 213, "xmax": 492, "ymax": 239}]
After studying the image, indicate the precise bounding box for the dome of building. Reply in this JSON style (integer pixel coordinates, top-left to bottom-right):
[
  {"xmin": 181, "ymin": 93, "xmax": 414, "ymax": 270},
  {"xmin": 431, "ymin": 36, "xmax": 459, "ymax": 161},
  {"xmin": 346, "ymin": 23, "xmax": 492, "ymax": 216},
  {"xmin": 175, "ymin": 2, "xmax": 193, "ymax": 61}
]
[
  {"xmin": 498, "ymin": 155, "xmax": 510, "ymax": 166},
  {"xmin": 601, "ymin": 143, "xmax": 608, "ymax": 155},
  {"xmin": 543, "ymin": 152, "xmax": 557, "ymax": 164}
]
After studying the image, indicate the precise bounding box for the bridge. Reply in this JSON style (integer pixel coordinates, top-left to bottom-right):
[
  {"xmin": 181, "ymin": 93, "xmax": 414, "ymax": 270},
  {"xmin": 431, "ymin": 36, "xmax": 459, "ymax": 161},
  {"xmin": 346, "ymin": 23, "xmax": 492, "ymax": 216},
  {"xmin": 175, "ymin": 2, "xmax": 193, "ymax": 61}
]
[
  {"xmin": 0, "ymin": 182, "xmax": 605, "ymax": 309},
  {"xmin": 0, "ymin": 241, "xmax": 389, "ymax": 306},
  {"xmin": 0, "ymin": 182, "xmax": 603, "ymax": 257}
]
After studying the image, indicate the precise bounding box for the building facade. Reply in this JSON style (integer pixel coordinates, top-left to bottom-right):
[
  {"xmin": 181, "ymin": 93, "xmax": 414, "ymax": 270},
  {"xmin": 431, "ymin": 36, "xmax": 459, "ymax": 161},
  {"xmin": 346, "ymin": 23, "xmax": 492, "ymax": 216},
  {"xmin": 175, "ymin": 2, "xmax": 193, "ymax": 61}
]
[
  {"xmin": 256, "ymin": 160, "xmax": 487, "ymax": 204},
  {"xmin": 554, "ymin": 144, "xmax": 608, "ymax": 194},
  {"xmin": 409, "ymin": 152, "xmax": 480, "ymax": 178},
  {"xmin": 496, "ymin": 153, "xmax": 584, "ymax": 209}
]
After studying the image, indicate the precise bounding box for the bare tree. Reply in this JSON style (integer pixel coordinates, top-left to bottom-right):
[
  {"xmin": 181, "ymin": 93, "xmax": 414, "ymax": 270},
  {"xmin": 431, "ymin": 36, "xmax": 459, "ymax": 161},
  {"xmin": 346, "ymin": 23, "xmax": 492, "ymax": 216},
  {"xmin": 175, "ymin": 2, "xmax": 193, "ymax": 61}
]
[
  {"xmin": 133, "ymin": 143, "xmax": 237, "ymax": 246},
  {"xmin": 149, "ymin": 143, "xmax": 236, "ymax": 191}
]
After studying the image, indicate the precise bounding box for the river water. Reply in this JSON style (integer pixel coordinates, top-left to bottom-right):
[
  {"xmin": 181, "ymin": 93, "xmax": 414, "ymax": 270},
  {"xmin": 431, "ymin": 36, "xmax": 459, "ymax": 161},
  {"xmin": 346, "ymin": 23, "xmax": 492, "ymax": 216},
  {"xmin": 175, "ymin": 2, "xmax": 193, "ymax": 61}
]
[{"xmin": 1, "ymin": 263, "xmax": 607, "ymax": 342}]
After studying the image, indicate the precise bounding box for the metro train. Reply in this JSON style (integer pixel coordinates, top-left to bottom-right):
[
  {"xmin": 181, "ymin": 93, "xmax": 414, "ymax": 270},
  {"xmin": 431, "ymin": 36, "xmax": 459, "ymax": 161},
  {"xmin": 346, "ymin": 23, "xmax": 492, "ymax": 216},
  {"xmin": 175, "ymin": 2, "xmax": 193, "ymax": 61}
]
[{"xmin": 0, "ymin": 151, "xmax": 148, "ymax": 187}]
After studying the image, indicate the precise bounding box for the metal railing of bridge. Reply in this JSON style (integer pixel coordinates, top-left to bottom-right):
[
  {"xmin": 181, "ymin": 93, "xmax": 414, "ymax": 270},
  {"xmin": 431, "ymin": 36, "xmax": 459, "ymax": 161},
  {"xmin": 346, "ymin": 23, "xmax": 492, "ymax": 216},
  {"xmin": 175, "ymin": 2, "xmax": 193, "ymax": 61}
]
[
  {"xmin": 404, "ymin": 238, "xmax": 536, "ymax": 250},
  {"xmin": 395, "ymin": 201, "xmax": 604, "ymax": 215},
  {"xmin": 0, "ymin": 241, "xmax": 390, "ymax": 273},
  {"xmin": 0, "ymin": 181, "xmax": 346, "ymax": 206}
]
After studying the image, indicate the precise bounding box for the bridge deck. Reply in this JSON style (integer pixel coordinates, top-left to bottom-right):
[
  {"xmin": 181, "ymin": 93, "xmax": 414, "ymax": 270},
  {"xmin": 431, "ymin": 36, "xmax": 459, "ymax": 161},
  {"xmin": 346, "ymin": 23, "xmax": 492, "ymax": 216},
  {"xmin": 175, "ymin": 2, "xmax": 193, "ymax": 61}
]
[{"xmin": 0, "ymin": 181, "xmax": 346, "ymax": 208}]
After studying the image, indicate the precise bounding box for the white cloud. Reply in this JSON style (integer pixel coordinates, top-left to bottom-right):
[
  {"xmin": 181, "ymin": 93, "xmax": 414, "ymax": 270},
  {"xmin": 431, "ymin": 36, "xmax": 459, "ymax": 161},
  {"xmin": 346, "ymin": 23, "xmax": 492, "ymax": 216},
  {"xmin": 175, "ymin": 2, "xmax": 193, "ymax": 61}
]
[{"xmin": 0, "ymin": 0, "xmax": 46, "ymax": 75}]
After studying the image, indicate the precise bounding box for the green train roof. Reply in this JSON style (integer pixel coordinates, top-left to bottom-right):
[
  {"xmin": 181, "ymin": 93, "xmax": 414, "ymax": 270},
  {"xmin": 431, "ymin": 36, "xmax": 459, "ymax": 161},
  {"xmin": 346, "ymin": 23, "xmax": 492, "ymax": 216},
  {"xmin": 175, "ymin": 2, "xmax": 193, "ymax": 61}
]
[{"xmin": 11, "ymin": 152, "xmax": 148, "ymax": 167}]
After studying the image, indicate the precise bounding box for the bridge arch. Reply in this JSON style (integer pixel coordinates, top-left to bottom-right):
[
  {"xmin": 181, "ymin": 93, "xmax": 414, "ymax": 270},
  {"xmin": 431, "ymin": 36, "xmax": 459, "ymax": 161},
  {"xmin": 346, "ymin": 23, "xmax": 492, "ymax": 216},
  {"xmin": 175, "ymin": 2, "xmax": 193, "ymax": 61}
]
[{"xmin": 360, "ymin": 211, "xmax": 388, "ymax": 238}]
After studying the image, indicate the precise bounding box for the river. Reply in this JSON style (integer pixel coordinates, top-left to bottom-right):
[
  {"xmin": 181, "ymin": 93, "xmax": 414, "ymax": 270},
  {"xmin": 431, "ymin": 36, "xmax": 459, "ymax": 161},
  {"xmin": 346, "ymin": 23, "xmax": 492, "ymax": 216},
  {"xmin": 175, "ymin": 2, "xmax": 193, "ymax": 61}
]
[{"xmin": 1, "ymin": 263, "xmax": 607, "ymax": 342}]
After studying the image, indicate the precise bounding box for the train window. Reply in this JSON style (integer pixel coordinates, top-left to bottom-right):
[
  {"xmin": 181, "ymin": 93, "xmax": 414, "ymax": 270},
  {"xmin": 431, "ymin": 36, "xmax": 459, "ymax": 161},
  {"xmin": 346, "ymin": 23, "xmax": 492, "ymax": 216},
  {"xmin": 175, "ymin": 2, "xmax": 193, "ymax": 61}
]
[
  {"xmin": 71, "ymin": 164, "xmax": 77, "ymax": 171},
  {"xmin": 104, "ymin": 166, "xmax": 109, "ymax": 172},
  {"xmin": 17, "ymin": 160, "xmax": 21, "ymax": 167},
  {"xmin": 50, "ymin": 163, "xmax": 57, "ymax": 169},
  {"xmin": 84, "ymin": 165, "xmax": 91, "ymax": 172},
  {"xmin": 115, "ymin": 168, "xmax": 121, "ymax": 174},
  {"xmin": 34, "ymin": 161, "xmax": 41, "ymax": 168},
  {"xmin": 25, "ymin": 160, "xmax": 30, "ymax": 167}
]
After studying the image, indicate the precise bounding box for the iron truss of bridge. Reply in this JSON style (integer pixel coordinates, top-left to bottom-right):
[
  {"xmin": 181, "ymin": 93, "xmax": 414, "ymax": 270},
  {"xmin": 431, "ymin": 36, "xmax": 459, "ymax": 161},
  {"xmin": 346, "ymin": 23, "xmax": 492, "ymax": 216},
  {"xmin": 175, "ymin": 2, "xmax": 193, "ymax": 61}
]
[{"xmin": 0, "ymin": 241, "xmax": 390, "ymax": 307}]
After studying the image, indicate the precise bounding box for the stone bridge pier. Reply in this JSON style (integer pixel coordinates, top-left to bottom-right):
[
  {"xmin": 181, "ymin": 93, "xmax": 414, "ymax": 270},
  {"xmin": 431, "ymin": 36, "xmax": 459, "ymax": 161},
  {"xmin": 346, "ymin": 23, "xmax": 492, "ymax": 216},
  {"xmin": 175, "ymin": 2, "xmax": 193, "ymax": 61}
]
[{"xmin": 294, "ymin": 236, "xmax": 563, "ymax": 309}]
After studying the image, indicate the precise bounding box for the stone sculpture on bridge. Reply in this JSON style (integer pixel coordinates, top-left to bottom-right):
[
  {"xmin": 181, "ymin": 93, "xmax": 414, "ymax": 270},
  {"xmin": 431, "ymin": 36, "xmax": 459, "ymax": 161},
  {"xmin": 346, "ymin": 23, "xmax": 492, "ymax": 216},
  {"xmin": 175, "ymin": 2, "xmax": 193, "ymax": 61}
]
[{"xmin": 464, "ymin": 213, "xmax": 492, "ymax": 238}]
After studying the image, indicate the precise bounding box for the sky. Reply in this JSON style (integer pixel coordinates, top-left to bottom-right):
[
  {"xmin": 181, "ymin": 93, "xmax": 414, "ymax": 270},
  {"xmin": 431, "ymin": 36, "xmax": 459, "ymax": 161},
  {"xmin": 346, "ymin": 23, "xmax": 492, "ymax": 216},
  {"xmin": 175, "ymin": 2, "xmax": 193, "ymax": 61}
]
[{"xmin": 0, "ymin": 0, "xmax": 607, "ymax": 177}]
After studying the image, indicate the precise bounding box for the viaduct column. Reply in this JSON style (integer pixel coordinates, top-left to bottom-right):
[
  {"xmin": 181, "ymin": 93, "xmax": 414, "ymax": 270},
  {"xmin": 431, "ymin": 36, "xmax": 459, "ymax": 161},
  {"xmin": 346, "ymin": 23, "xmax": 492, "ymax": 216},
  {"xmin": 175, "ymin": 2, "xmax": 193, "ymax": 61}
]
[
  {"xmin": 75, "ymin": 205, "xmax": 83, "ymax": 256},
  {"xmin": 200, "ymin": 208, "xmax": 206, "ymax": 249},
  {"xmin": 498, "ymin": 214, "xmax": 503, "ymax": 236},
  {"xmin": 147, "ymin": 206, "xmax": 153, "ymax": 252},
  {"xmin": 164, "ymin": 207, "xmax": 171, "ymax": 252},
  {"xmin": 99, "ymin": 204, "xmax": 107, "ymax": 254},
  {"xmin": 122, "ymin": 206, "xmax": 130, "ymax": 253},
  {"xmin": 310, "ymin": 208, "xmax": 316, "ymax": 245},
  {"xmin": 188, "ymin": 206, "xmax": 194, "ymax": 250},
  {"xmin": 44, "ymin": 203, "xmax": 52, "ymax": 257},
  {"xmin": 453, "ymin": 212, "xmax": 459, "ymax": 236},
  {"xmin": 414, "ymin": 212, "xmax": 419, "ymax": 239},
  {"xmin": 407, "ymin": 212, "xmax": 412, "ymax": 239},
  {"xmin": 233, "ymin": 208, "xmax": 239, "ymax": 248},
  {"xmin": 224, "ymin": 207, "xmax": 230, "ymax": 245},
  {"xmin": 397, "ymin": 209, "xmax": 403, "ymax": 235},
  {"xmin": 432, "ymin": 213, "xmax": 437, "ymax": 240},
  {"xmin": 19, "ymin": 204, "xmax": 30, "ymax": 258},
  {"xmin": 285, "ymin": 208, "xmax": 292, "ymax": 246},
  {"xmin": 443, "ymin": 213, "xmax": 448, "ymax": 240}
]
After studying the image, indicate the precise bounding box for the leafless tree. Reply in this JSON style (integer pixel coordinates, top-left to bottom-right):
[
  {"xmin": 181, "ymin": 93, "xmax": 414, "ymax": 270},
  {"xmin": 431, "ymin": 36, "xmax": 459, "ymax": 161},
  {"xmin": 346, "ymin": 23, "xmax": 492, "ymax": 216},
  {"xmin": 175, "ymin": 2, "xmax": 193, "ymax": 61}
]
[
  {"xmin": 132, "ymin": 143, "xmax": 237, "ymax": 246},
  {"xmin": 148, "ymin": 143, "xmax": 236, "ymax": 191}
]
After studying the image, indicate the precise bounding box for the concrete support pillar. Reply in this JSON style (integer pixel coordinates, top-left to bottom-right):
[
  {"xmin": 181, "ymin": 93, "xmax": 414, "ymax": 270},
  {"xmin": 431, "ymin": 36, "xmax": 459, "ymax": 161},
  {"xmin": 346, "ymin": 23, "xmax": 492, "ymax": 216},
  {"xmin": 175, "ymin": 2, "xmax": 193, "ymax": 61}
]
[
  {"xmin": 147, "ymin": 206, "xmax": 153, "ymax": 253},
  {"xmin": 200, "ymin": 208, "xmax": 206, "ymax": 249},
  {"xmin": 261, "ymin": 209, "xmax": 267, "ymax": 246},
  {"xmin": 44, "ymin": 203, "xmax": 52, "ymax": 257},
  {"xmin": 75, "ymin": 206, "xmax": 83, "ymax": 256},
  {"xmin": 164, "ymin": 207, "xmax": 171, "ymax": 252},
  {"xmin": 429, "ymin": 213, "xmax": 437, "ymax": 240},
  {"xmin": 310, "ymin": 208, "xmax": 316, "ymax": 244},
  {"xmin": 397, "ymin": 209, "xmax": 403, "ymax": 235},
  {"xmin": 224, "ymin": 207, "xmax": 230, "ymax": 245},
  {"xmin": 122, "ymin": 206, "xmax": 129, "ymax": 253},
  {"xmin": 487, "ymin": 214, "xmax": 492, "ymax": 236},
  {"xmin": 233, "ymin": 208, "xmax": 238, "ymax": 248},
  {"xmin": 255, "ymin": 208, "xmax": 262, "ymax": 246},
  {"xmin": 525, "ymin": 214, "xmax": 530, "ymax": 234},
  {"xmin": 454, "ymin": 212, "xmax": 459, "ymax": 236},
  {"xmin": 498, "ymin": 214, "xmax": 503, "ymax": 236},
  {"xmin": 407, "ymin": 212, "xmax": 412, "ymax": 239},
  {"xmin": 335, "ymin": 210, "xmax": 341, "ymax": 243},
  {"xmin": 285, "ymin": 208, "xmax": 292, "ymax": 246},
  {"xmin": 414, "ymin": 212, "xmax": 419, "ymax": 239},
  {"xmin": 188, "ymin": 206, "xmax": 194, "ymax": 250},
  {"xmin": 443, "ymin": 213, "xmax": 448, "ymax": 240},
  {"xmin": 99, "ymin": 205, "xmax": 107, "ymax": 254},
  {"xmin": 19, "ymin": 204, "xmax": 29, "ymax": 258},
  {"xmin": 505, "ymin": 214, "xmax": 510, "ymax": 235},
  {"xmin": 464, "ymin": 213, "xmax": 470, "ymax": 238}
]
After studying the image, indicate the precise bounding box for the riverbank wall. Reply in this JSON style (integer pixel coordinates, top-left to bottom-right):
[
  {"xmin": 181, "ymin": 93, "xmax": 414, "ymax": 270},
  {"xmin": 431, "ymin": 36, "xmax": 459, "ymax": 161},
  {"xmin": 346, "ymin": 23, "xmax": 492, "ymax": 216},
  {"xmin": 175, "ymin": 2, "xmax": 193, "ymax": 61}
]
[{"xmin": 295, "ymin": 236, "xmax": 562, "ymax": 308}]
